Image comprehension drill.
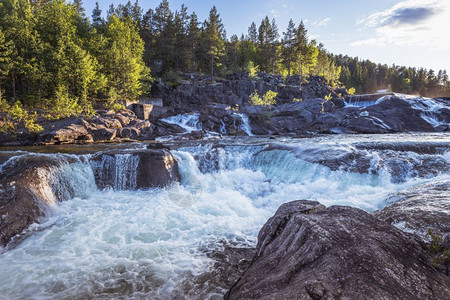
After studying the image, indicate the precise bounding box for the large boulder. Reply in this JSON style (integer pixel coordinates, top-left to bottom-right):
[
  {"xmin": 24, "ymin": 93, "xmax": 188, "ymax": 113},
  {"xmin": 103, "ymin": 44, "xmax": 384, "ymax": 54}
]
[
  {"xmin": 226, "ymin": 200, "xmax": 450, "ymax": 299},
  {"xmin": 0, "ymin": 154, "xmax": 93, "ymax": 247},
  {"xmin": 38, "ymin": 117, "xmax": 92, "ymax": 144}
]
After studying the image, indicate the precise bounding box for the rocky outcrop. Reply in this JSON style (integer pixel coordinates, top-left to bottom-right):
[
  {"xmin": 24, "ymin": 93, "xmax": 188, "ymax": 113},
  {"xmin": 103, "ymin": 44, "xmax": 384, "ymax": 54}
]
[
  {"xmin": 35, "ymin": 110, "xmax": 156, "ymax": 145},
  {"xmin": 242, "ymin": 95, "xmax": 449, "ymax": 135},
  {"xmin": 375, "ymin": 182, "xmax": 450, "ymax": 275},
  {"xmin": 152, "ymin": 73, "xmax": 338, "ymax": 109},
  {"xmin": 226, "ymin": 200, "xmax": 450, "ymax": 300}
]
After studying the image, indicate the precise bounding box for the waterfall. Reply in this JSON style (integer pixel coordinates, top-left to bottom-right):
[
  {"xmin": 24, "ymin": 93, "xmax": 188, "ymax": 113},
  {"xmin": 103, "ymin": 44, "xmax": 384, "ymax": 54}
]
[
  {"xmin": 219, "ymin": 119, "xmax": 227, "ymax": 134},
  {"xmin": 160, "ymin": 113, "xmax": 202, "ymax": 132},
  {"xmin": 90, "ymin": 153, "xmax": 140, "ymax": 190}
]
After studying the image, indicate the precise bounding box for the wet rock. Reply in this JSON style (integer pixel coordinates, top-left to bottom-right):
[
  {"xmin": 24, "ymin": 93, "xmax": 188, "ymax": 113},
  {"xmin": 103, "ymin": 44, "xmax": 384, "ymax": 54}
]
[
  {"xmin": 374, "ymin": 181, "xmax": 450, "ymax": 239},
  {"xmin": 182, "ymin": 130, "xmax": 206, "ymax": 140},
  {"xmin": 154, "ymin": 120, "xmax": 186, "ymax": 136},
  {"xmin": 0, "ymin": 155, "xmax": 84, "ymax": 247},
  {"xmin": 226, "ymin": 200, "xmax": 450, "ymax": 299},
  {"xmin": 174, "ymin": 242, "xmax": 256, "ymax": 299}
]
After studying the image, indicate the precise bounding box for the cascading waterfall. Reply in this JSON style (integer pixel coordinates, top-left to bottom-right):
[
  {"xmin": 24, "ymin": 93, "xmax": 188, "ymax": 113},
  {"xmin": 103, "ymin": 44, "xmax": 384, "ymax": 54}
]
[
  {"xmin": 1, "ymin": 134, "xmax": 450, "ymax": 299},
  {"xmin": 345, "ymin": 95, "xmax": 380, "ymax": 107}
]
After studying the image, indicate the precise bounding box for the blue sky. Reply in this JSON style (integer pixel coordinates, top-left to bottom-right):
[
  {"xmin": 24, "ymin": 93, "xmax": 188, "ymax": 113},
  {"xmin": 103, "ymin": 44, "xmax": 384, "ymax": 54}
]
[{"xmin": 83, "ymin": 0, "xmax": 450, "ymax": 72}]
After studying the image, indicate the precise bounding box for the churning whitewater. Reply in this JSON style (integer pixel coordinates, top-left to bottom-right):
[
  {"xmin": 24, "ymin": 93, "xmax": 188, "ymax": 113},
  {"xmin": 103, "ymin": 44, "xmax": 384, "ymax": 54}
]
[{"xmin": 0, "ymin": 134, "xmax": 450, "ymax": 299}]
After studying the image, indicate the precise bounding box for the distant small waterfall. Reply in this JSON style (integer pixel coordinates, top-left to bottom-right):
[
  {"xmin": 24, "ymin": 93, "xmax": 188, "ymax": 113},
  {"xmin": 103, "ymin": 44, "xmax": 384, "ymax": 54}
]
[
  {"xmin": 161, "ymin": 113, "xmax": 202, "ymax": 132},
  {"xmin": 233, "ymin": 113, "xmax": 253, "ymax": 136}
]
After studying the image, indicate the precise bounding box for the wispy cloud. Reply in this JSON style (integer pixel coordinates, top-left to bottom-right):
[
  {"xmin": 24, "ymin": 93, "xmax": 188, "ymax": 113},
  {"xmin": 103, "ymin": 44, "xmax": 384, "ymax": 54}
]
[
  {"xmin": 313, "ymin": 17, "xmax": 331, "ymax": 27},
  {"xmin": 353, "ymin": 0, "xmax": 450, "ymax": 47},
  {"xmin": 270, "ymin": 9, "xmax": 280, "ymax": 18}
]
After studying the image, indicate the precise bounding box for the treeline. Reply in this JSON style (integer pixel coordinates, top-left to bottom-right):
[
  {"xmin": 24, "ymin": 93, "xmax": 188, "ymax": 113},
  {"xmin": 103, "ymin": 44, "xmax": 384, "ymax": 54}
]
[
  {"xmin": 1, "ymin": 0, "xmax": 449, "ymax": 120},
  {"xmin": 108, "ymin": 0, "xmax": 449, "ymax": 97},
  {"xmin": 336, "ymin": 56, "xmax": 450, "ymax": 97},
  {"xmin": 129, "ymin": 0, "xmax": 341, "ymax": 84}
]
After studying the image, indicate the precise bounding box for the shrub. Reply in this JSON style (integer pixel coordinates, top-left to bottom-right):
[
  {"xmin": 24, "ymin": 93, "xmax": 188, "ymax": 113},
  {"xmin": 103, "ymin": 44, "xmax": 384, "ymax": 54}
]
[
  {"xmin": 0, "ymin": 95, "xmax": 43, "ymax": 133},
  {"xmin": 45, "ymin": 86, "xmax": 81, "ymax": 120},
  {"xmin": 249, "ymin": 90, "xmax": 278, "ymax": 106},
  {"xmin": 348, "ymin": 87, "xmax": 356, "ymax": 95},
  {"xmin": 245, "ymin": 61, "xmax": 258, "ymax": 79}
]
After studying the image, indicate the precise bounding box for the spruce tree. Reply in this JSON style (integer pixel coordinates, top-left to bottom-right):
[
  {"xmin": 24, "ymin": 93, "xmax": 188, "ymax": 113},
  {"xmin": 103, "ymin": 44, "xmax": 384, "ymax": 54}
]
[
  {"xmin": 203, "ymin": 6, "xmax": 225, "ymax": 77},
  {"xmin": 73, "ymin": 0, "xmax": 85, "ymax": 18},
  {"xmin": 187, "ymin": 12, "xmax": 200, "ymax": 72},
  {"xmin": 282, "ymin": 19, "xmax": 296, "ymax": 76},
  {"xmin": 92, "ymin": 2, "xmax": 103, "ymax": 27},
  {"xmin": 248, "ymin": 22, "xmax": 257, "ymax": 44}
]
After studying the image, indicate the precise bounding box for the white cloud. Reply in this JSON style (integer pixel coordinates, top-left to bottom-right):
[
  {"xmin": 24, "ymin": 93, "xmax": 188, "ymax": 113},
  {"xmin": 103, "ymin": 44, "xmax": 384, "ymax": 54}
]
[
  {"xmin": 270, "ymin": 9, "xmax": 280, "ymax": 18},
  {"xmin": 353, "ymin": 0, "xmax": 450, "ymax": 48},
  {"xmin": 313, "ymin": 17, "xmax": 331, "ymax": 27}
]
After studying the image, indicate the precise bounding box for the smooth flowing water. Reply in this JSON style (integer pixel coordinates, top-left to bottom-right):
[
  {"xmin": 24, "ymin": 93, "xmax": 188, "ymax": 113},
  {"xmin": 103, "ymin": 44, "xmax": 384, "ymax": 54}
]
[{"xmin": 0, "ymin": 133, "xmax": 449, "ymax": 299}]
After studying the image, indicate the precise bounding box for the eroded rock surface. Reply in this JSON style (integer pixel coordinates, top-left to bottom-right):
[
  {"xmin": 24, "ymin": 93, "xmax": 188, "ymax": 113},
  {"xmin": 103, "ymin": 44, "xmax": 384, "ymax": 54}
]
[
  {"xmin": 375, "ymin": 181, "xmax": 450, "ymax": 239},
  {"xmin": 226, "ymin": 200, "xmax": 450, "ymax": 300}
]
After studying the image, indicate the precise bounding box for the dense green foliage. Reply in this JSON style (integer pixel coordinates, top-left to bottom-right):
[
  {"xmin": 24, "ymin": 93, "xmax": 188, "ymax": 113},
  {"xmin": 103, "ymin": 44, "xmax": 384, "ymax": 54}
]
[
  {"xmin": 0, "ymin": 0, "xmax": 449, "ymax": 124},
  {"xmin": 0, "ymin": 0, "xmax": 149, "ymax": 120}
]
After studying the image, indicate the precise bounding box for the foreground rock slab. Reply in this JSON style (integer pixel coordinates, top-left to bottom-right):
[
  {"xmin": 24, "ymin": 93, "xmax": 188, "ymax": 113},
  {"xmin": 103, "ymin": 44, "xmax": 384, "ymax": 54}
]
[{"xmin": 226, "ymin": 200, "xmax": 450, "ymax": 300}]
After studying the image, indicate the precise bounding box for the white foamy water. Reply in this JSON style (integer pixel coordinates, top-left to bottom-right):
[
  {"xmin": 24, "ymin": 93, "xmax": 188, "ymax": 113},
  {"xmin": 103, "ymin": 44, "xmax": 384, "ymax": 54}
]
[
  {"xmin": 233, "ymin": 113, "xmax": 253, "ymax": 136},
  {"xmin": 160, "ymin": 113, "xmax": 202, "ymax": 132},
  {"xmin": 1, "ymin": 135, "xmax": 450, "ymax": 299}
]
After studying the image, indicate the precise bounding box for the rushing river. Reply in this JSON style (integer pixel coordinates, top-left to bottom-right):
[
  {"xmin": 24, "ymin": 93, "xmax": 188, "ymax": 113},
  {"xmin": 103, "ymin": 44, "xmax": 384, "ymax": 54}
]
[{"xmin": 0, "ymin": 133, "xmax": 449, "ymax": 299}]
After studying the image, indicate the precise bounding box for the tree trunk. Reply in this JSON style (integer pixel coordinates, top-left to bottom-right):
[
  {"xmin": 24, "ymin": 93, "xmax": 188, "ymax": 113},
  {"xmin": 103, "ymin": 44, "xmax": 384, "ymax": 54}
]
[
  {"xmin": 210, "ymin": 54, "xmax": 214, "ymax": 78},
  {"xmin": 12, "ymin": 72, "xmax": 16, "ymax": 100}
]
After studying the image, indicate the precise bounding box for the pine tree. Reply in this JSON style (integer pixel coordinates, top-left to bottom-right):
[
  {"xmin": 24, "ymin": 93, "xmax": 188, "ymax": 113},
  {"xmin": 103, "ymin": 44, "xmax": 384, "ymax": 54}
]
[
  {"xmin": 269, "ymin": 18, "xmax": 280, "ymax": 73},
  {"xmin": 294, "ymin": 20, "xmax": 308, "ymax": 78},
  {"xmin": 92, "ymin": 2, "xmax": 103, "ymax": 27},
  {"xmin": 248, "ymin": 22, "xmax": 257, "ymax": 44},
  {"xmin": 282, "ymin": 19, "xmax": 296, "ymax": 76},
  {"xmin": 73, "ymin": 0, "xmax": 85, "ymax": 18},
  {"xmin": 107, "ymin": 4, "xmax": 115, "ymax": 19},
  {"xmin": 187, "ymin": 12, "xmax": 200, "ymax": 72},
  {"xmin": 132, "ymin": 0, "xmax": 143, "ymax": 26},
  {"xmin": 203, "ymin": 6, "xmax": 225, "ymax": 77}
]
